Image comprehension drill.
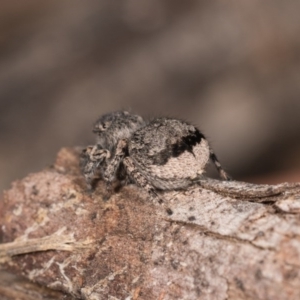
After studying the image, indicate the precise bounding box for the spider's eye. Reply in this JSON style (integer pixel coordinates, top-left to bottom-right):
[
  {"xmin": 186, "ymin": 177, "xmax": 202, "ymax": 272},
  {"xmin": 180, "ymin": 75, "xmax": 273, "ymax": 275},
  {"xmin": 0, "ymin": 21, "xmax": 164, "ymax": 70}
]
[
  {"xmin": 93, "ymin": 120, "xmax": 111, "ymax": 133},
  {"xmin": 93, "ymin": 123, "xmax": 105, "ymax": 133},
  {"xmin": 102, "ymin": 120, "xmax": 112, "ymax": 130}
]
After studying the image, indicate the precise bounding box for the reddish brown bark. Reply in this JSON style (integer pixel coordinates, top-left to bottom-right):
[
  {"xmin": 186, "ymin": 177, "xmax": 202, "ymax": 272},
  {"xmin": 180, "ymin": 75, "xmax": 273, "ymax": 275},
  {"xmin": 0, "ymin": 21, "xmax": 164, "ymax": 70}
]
[{"xmin": 1, "ymin": 148, "xmax": 300, "ymax": 299}]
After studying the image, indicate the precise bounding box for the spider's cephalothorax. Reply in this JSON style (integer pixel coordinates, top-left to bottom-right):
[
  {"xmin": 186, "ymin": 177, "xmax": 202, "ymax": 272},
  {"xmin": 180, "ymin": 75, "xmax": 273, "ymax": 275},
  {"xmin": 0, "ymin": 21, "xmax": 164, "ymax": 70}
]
[
  {"xmin": 81, "ymin": 111, "xmax": 231, "ymax": 200},
  {"xmin": 80, "ymin": 111, "xmax": 145, "ymax": 186},
  {"xmin": 92, "ymin": 111, "xmax": 145, "ymax": 152}
]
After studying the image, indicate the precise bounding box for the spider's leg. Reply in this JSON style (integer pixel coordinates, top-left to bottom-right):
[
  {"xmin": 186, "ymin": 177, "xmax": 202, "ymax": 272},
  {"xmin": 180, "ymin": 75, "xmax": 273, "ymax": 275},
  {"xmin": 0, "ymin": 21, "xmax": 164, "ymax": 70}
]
[
  {"xmin": 209, "ymin": 149, "xmax": 232, "ymax": 181},
  {"xmin": 122, "ymin": 156, "xmax": 165, "ymax": 204},
  {"xmin": 103, "ymin": 139, "xmax": 128, "ymax": 189},
  {"xmin": 81, "ymin": 145, "xmax": 110, "ymax": 188}
]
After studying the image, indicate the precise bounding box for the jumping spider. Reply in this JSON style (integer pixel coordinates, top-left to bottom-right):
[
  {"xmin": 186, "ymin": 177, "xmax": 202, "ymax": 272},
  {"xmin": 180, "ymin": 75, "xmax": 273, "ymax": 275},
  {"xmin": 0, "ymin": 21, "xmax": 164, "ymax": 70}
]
[{"xmin": 81, "ymin": 111, "xmax": 231, "ymax": 202}]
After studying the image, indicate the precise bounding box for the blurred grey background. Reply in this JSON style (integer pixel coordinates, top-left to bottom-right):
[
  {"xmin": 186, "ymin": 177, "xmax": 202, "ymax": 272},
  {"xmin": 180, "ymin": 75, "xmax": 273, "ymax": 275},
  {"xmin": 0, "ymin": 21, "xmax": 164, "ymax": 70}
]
[{"xmin": 1, "ymin": 0, "xmax": 300, "ymax": 192}]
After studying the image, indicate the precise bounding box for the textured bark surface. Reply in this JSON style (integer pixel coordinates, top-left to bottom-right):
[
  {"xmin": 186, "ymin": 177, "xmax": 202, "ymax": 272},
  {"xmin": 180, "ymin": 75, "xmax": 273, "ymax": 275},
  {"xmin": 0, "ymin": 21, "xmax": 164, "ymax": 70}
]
[{"xmin": 1, "ymin": 148, "xmax": 300, "ymax": 300}]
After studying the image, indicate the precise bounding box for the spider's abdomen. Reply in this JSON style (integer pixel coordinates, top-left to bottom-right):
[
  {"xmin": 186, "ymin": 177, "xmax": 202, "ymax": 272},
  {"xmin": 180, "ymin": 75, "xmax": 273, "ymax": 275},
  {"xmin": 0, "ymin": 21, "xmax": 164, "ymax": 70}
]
[{"xmin": 128, "ymin": 118, "xmax": 210, "ymax": 190}]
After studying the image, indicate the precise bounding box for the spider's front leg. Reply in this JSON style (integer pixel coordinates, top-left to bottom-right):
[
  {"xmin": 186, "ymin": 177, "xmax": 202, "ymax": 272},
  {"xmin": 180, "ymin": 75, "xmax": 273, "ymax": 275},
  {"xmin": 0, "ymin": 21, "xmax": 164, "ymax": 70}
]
[
  {"xmin": 103, "ymin": 139, "xmax": 128, "ymax": 190},
  {"xmin": 81, "ymin": 145, "xmax": 110, "ymax": 189}
]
